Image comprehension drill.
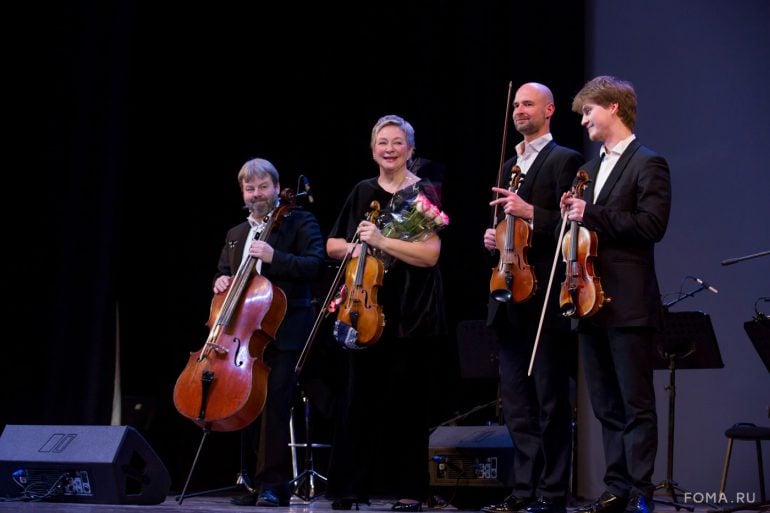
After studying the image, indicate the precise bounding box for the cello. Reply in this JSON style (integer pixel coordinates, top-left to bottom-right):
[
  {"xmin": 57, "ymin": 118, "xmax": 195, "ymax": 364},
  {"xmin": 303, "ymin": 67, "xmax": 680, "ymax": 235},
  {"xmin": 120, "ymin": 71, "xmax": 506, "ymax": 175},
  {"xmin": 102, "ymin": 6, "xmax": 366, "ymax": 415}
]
[
  {"xmin": 559, "ymin": 170, "xmax": 610, "ymax": 318},
  {"xmin": 172, "ymin": 190, "xmax": 293, "ymax": 433},
  {"xmin": 489, "ymin": 164, "xmax": 537, "ymax": 303},
  {"xmin": 332, "ymin": 201, "xmax": 386, "ymax": 349}
]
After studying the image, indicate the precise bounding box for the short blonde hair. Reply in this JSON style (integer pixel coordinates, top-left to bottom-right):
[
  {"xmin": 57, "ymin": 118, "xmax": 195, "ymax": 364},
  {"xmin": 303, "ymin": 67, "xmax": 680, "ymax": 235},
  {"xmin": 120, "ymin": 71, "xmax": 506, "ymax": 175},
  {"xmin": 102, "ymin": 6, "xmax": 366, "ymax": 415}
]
[
  {"xmin": 237, "ymin": 158, "xmax": 279, "ymax": 189},
  {"xmin": 370, "ymin": 114, "xmax": 416, "ymax": 150},
  {"xmin": 572, "ymin": 75, "xmax": 637, "ymax": 130}
]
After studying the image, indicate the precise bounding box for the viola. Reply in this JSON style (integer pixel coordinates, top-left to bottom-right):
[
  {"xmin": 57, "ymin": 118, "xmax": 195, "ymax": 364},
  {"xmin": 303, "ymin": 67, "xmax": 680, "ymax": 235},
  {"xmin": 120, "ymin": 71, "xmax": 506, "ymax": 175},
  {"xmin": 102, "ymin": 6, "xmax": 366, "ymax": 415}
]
[
  {"xmin": 333, "ymin": 201, "xmax": 385, "ymax": 348},
  {"xmin": 489, "ymin": 164, "xmax": 537, "ymax": 303},
  {"xmin": 559, "ymin": 171, "xmax": 610, "ymax": 318},
  {"xmin": 172, "ymin": 189, "xmax": 295, "ymax": 432}
]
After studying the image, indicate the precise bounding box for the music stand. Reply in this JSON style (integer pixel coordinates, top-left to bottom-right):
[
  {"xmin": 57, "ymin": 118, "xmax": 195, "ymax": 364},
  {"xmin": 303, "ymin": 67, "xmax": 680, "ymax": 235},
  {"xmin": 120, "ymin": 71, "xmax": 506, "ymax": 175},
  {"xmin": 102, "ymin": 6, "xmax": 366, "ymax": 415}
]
[
  {"xmin": 456, "ymin": 320, "xmax": 500, "ymax": 380},
  {"xmin": 744, "ymin": 318, "xmax": 770, "ymax": 374},
  {"xmin": 652, "ymin": 310, "xmax": 724, "ymax": 510},
  {"xmin": 704, "ymin": 317, "xmax": 770, "ymax": 513},
  {"xmin": 437, "ymin": 320, "xmax": 502, "ymax": 427}
]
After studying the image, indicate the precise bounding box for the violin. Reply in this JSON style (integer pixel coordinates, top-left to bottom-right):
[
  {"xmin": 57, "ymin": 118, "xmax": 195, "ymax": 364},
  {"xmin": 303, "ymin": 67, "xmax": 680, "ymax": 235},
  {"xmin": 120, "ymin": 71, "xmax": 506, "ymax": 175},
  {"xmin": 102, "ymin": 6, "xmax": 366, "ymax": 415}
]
[
  {"xmin": 489, "ymin": 164, "xmax": 537, "ymax": 303},
  {"xmin": 172, "ymin": 190, "xmax": 294, "ymax": 432},
  {"xmin": 333, "ymin": 201, "xmax": 386, "ymax": 348},
  {"xmin": 559, "ymin": 171, "xmax": 610, "ymax": 318}
]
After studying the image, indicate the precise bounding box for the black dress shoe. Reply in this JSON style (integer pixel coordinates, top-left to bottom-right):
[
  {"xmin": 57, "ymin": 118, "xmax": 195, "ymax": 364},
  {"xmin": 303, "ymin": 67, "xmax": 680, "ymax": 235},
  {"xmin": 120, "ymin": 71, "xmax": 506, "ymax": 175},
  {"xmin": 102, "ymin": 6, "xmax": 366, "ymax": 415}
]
[
  {"xmin": 526, "ymin": 496, "xmax": 566, "ymax": 513},
  {"xmin": 624, "ymin": 495, "xmax": 653, "ymax": 513},
  {"xmin": 332, "ymin": 499, "xmax": 354, "ymax": 511},
  {"xmin": 392, "ymin": 499, "xmax": 422, "ymax": 512},
  {"xmin": 482, "ymin": 495, "xmax": 532, "ymax": 513},
  {"xmin": 575, "ymin": 492, "xmax": 628, "ymax": 513},
  {"xmin": 230, "ymin": 492, "xmax": 258, "ymax": 506},
  {"xmin": 256, "ymin": 489, "xmax": 290, "ymax": 507},
  {"xmin": 332, "ymin": 497, "xmax": 371, "ymax": 510}
]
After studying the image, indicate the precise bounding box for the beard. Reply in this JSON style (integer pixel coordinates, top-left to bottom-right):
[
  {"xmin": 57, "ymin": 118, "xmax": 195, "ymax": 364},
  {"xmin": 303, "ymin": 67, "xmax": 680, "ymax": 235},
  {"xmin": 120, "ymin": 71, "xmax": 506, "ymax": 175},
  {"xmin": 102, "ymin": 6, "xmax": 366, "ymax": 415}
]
[
  {"xmin": 514, "ymin": 118, "xmax": 541, "ymax": 136},
  {"xmin": 246, "ymin": 194, "xmax": 278, "ymax": 219}
]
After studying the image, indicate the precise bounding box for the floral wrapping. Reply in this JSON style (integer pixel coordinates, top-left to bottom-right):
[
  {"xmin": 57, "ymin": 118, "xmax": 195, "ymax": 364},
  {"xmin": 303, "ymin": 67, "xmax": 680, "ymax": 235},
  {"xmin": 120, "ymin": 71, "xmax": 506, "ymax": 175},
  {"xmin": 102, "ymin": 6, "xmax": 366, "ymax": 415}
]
[{"xmin": 375, "ymin": 185, "xmax": 450, "ymax": 269}]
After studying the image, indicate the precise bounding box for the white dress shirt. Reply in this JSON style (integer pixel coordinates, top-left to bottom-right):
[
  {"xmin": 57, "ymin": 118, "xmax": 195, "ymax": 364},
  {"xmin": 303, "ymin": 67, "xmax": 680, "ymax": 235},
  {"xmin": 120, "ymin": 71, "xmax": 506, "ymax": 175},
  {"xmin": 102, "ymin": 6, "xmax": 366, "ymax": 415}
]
[
  {"xmin": 515, "ymin": 133, "xmax": 553, "ymax": 176},
  {"xmin": 593, "ymin": 134, "xmax": 636, "ymax": 202}
]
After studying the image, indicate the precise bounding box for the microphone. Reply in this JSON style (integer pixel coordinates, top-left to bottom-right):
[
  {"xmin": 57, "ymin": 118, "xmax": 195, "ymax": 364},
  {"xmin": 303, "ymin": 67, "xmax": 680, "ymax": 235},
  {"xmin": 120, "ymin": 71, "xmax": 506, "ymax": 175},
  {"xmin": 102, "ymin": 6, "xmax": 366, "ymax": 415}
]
[
  {"xmin": 693, "ymin": 276, "xmax": 719, "ymax": 294},
  {"xmin": 301, "ymin": 175, "xmax": 314, "ymax": 204}
]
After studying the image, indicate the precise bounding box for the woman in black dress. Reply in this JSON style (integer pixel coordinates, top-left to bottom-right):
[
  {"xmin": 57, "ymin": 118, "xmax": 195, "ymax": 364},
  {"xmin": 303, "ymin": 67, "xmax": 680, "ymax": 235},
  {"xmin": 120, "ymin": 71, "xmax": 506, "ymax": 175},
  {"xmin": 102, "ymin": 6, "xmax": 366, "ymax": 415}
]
[{"xmin": 325, "ymin": 114, "xmax": 447, "ymax": 512}]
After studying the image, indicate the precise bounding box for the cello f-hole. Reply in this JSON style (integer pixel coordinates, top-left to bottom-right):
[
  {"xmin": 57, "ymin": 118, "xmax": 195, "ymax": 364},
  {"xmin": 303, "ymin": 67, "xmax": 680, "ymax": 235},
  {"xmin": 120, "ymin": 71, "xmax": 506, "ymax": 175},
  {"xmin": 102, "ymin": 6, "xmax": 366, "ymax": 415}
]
[{"xmin": 233, "ymin": 338, "xmax": 243, "ymax": 367}]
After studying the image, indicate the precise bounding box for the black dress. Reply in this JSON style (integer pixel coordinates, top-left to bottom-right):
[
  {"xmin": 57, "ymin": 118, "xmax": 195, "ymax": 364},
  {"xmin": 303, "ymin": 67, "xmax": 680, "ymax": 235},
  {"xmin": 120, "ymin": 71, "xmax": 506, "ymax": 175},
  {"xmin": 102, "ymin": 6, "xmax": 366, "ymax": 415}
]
[{"xmin": 326, "ymin": 177, "xmax": 446, "ymax": 501}]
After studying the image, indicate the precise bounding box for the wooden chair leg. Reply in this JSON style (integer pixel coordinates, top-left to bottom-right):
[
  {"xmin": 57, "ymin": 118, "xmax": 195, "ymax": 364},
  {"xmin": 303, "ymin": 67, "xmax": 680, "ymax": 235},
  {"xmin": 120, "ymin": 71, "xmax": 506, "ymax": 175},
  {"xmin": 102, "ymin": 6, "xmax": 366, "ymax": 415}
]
[
  {"xmin": 755, "ymin": 440, "xmax": 766, "ymax": 502},
  {"xmin": 719, "ymin": 438, "xmax": 734, "ymax": 494}
]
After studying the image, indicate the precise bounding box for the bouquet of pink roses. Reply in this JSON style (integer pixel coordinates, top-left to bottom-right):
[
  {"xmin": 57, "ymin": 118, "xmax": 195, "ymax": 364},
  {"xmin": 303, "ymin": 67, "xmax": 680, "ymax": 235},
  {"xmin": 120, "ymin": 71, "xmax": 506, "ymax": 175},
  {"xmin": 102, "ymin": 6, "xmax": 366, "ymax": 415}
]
[
  {"xmin": 375, "ymin": 186, "xmax": 449, "ymax": 268},
  {"xmin": 381, "ymin": 191, "xmax": 449, "ymax": 241}
]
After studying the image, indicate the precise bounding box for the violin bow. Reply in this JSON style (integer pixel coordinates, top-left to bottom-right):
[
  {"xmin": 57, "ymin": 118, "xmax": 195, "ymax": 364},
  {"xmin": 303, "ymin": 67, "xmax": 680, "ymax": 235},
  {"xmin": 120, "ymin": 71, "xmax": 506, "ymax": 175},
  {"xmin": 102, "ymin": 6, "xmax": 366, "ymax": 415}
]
[
  {"xmin": 527, "ymin": 202, "xmax": 570, "ymax": 376},
  {"xmin": 294, "ymin": 232, "xmax": 360, "ymax": 375},
  {"xmin": 491, "ymin": 81, "xmax": 514, "ymax": 228}
]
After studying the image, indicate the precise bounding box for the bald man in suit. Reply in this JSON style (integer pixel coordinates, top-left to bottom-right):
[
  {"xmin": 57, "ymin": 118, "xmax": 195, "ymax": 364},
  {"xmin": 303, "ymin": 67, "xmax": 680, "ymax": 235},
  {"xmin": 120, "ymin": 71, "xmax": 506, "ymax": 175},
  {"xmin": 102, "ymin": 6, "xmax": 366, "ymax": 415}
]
[{"xmin": 482, "ymin": 82, "xmax": 583, "ymax": 513}]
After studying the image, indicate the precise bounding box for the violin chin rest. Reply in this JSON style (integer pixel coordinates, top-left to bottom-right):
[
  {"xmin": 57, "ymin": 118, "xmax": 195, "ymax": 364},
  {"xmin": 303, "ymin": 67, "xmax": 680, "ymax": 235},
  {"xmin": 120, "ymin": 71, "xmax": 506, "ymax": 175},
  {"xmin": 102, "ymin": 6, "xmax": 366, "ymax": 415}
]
[
  {"xmin": 333, "ymin": 320, "xmax": 362, "ymax": 350},
  {"xmin": 560, "ymin": 303, "xmax": 577, "ymax": 318},
  {"xmin": 491, "ymin": 289, "xmax": 512, "ymax": 303}
]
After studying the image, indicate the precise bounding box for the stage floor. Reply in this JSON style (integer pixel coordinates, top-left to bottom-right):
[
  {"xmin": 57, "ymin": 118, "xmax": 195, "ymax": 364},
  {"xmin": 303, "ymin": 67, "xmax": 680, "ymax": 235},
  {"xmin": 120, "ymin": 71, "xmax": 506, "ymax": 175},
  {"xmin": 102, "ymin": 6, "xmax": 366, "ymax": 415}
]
[{"xmin": 0, "ymin": 494, "xmax": 756, "ymax": 513}]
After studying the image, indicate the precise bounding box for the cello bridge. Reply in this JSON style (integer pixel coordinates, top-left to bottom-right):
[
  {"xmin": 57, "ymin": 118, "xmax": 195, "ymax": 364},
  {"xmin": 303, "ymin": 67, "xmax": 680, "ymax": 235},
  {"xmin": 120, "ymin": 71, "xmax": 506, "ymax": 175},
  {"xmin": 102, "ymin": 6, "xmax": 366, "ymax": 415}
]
[{"xmin": 204, "ymin": 341, "xmax": 230, "ymax": 354}]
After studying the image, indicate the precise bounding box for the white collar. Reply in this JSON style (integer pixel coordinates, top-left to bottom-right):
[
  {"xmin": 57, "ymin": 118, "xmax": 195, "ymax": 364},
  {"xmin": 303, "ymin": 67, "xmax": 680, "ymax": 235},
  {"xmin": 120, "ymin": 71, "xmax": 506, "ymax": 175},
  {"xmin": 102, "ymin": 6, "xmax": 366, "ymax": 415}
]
[
  {"xmin": 516, "ymin": 133, "xmax": 553, "ymax": 158},
  {"xmin": 601, "ymin": 133, "xmax": 636, "ymax": 158}
]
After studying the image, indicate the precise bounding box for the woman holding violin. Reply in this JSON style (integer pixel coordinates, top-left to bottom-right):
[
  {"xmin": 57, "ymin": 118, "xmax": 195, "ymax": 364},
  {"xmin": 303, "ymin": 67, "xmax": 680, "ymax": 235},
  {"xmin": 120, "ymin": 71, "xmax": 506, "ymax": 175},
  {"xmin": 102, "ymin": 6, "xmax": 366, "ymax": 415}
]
[
  {"xmin": 564, "ymin": 76, "xmax": 671, "ymax": 513},
  {"xmin": 481, "ymin": 83, "xmax": 583, "ymax": 513},
  {"xmin": 325, "ymin": 115, "xmax": 446, "ymax": 512},
  {"xmin": 215, "ymin": 158, "xmax": 325, "ymax": 507}
]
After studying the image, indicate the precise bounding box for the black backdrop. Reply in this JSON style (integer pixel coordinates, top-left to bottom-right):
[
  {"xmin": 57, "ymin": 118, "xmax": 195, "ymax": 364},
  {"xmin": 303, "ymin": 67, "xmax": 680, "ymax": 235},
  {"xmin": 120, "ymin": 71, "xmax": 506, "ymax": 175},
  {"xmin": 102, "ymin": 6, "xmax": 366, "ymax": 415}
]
[{"xmin": 5, "ymin": 1, "xmax": 585, "ymax": 491}]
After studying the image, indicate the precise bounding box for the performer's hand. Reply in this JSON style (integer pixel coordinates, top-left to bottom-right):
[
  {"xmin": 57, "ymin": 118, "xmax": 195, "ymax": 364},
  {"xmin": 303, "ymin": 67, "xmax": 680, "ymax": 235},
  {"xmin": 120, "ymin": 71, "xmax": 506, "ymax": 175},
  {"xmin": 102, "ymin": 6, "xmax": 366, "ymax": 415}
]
[
  {"xmin": 344, "ymin": 243, "xmax": 362, "ymax": 258},
  {"xmin": 483, "ymin": 228, "xmax": 497, "ymax": 251},
  {"xmin": 213, "ymin": 275, "xmax": 231, "ymax": 294},
  {"xmin": 357, "ymin": 220, "xmax": 384, "ymax": 249},
  {"xmin": 490, "ymin": 187, "xmax": 533, "ymax": 219},
  {"xmin": 249, "ymin": 240, "xmax": 275, "ymax": 263},
  {"xmin": 562, "ymin": 196, "xmax": 586, "ymax": 223}
]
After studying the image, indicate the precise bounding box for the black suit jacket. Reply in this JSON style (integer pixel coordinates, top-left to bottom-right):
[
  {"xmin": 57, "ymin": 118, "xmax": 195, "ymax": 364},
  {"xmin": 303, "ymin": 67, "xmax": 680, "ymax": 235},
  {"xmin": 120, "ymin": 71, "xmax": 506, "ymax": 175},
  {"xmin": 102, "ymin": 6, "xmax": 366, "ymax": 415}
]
[
  {"xmin": 215, "ymin": 208, "xmax": 325, "ymax": 350},
  {"xmin": 488, "ymin": 140, "xmax": 584, "ymax": 329},
  {"xmin": 580, "ymin": 139, "xmax": 671, "ymax": 328}
]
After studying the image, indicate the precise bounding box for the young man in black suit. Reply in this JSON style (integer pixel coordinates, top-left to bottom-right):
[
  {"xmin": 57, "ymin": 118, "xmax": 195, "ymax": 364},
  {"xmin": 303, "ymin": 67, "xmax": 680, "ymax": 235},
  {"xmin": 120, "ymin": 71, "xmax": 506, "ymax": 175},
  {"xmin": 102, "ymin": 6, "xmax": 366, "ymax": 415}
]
[{"xmin": 562, "ymin": 75, "xmax": 672, "ymax": 513}]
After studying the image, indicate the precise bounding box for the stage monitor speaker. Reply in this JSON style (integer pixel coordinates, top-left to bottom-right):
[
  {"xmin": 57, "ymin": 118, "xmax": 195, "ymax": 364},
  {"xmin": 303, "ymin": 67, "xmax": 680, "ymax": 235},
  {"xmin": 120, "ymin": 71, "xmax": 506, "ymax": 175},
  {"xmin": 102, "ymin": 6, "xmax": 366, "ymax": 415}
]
[
  {"xmin": 428, "ymin": 425, "xmax": 513, "ymax": 488},
  {"xmin": 0, "ymin": 424, "xmax": 171, "ymax": 505}
]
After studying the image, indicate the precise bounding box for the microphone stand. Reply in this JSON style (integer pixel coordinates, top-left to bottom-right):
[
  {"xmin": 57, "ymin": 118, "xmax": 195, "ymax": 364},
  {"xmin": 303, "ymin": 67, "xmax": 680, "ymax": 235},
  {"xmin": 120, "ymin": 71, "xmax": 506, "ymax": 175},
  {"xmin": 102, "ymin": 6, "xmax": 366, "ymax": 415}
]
[
  {"xmin": 655, "ymin": 285, "xmax": 717, "ymax": 511},
  {"xmin": 664, "ymin": 283, "xmax": 708, "ymax": 308},
  {"xmin": 720, "ymin": 249, "xmax": 769, "ymax": 266}
]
